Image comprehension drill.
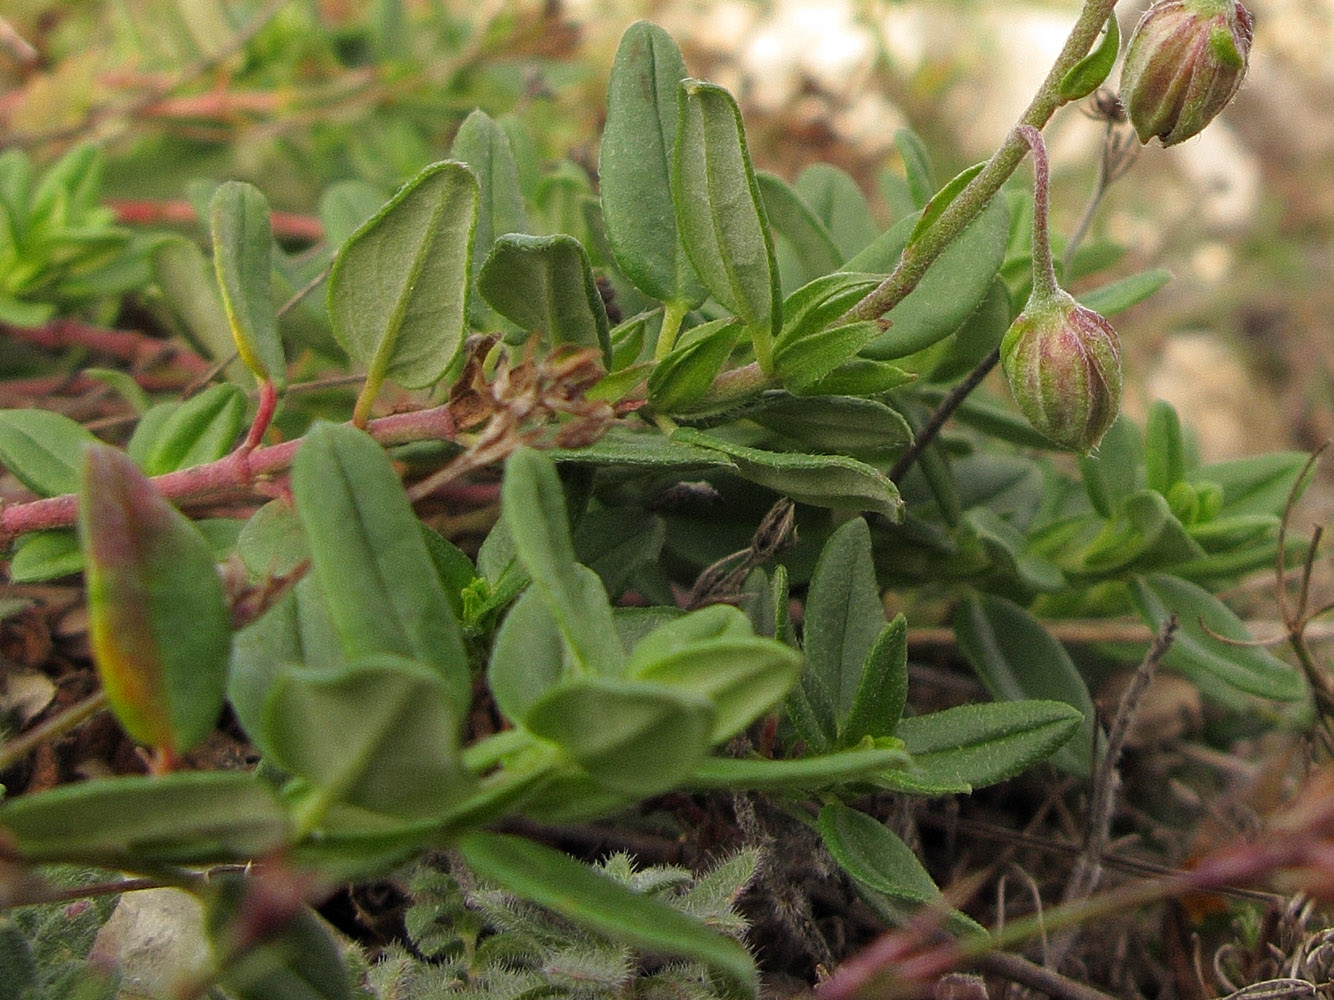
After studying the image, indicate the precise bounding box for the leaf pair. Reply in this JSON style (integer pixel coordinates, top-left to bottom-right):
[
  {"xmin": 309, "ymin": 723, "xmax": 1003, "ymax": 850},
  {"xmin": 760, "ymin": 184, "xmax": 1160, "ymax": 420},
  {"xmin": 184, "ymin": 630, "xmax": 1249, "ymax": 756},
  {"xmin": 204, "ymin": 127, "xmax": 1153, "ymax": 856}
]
[{"xmin": 601, "ymin": 22, "xmax": 779, "ymax": 369}]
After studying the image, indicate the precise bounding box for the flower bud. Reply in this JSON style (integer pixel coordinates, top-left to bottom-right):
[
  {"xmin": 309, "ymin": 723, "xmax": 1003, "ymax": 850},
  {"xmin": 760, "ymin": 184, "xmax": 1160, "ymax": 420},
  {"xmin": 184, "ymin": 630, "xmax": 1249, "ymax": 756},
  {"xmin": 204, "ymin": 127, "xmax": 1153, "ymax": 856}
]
[
  {"xmin": 1000, "ymin": 291, "xmax": 1123, "ymax": 454},
  {"xmin": 1120, "ymin": 0, "xmax": 1253, "ymax": 146}
]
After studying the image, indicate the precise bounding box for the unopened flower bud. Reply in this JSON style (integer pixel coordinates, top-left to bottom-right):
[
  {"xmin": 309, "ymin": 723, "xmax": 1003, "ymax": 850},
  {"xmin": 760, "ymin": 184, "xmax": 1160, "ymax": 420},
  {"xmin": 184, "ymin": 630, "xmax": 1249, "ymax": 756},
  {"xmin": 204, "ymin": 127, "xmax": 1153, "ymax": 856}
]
[
  {"xmin": 1120, "ymin": 0, "xmax": 1253, "ymax": 146},
  {"xmin": 1000, "ymin": 291, "xmax": 1123, "ymax": 454}
]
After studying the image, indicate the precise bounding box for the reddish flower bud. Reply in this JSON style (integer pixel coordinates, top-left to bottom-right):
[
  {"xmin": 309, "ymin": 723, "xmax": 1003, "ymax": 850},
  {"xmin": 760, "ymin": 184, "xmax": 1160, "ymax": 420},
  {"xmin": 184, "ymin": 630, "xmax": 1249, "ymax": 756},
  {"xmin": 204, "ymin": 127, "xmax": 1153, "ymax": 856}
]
[
  {"xmin": 1000, "ymin": 291, "xmax": 1123, "ymax": 454},
  {"xmin": 1120, "ymin": 0, "xmax": 1253, "ymax": 146}
]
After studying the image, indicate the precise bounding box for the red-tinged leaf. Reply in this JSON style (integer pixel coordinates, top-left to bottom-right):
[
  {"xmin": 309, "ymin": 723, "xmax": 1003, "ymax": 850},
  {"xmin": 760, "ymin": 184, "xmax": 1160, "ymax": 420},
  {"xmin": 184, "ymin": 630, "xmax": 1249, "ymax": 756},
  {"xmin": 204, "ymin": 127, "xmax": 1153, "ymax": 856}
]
[{"xmin": 79, "ymin": 445, "xmax": 232, "ymax": 758}]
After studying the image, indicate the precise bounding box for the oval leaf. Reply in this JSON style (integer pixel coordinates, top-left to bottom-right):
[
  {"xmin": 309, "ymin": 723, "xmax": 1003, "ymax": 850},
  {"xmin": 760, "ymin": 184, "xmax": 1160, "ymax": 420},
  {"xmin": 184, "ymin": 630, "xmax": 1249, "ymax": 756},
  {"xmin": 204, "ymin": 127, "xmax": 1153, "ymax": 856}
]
[
  {"xmin": 79, "ymin": 445, "xmax": 232, "ymax": 757},
  {"xmin": 750, "ymin": 396, "xmax": 914, "ymax": 459},
  {"xmin": 210, "ymin": 181, "xmax": 285, "ymax": 390},
  {"xmin": 888, "ymin": 700, "xmax": 1083, "ymax": 792},
  {"xmin": 263, "ymin": 655, "xmax": 471, "ymax": 820},
  {"xmin": 0, "ymin": 408, "xmax": 99, "ymax": 497},
  {"xmin": 818, "ymin": 803, "xmax": 985, "ymax": 936},
  {"xmin": 133, "ymin": 384, "xmax": 246, "ymax": 475},
  {"xmin": 1130, "ymin": 573, "xmax": 1306, "ymax": 702},
  {"xmin": 291, "ymin": 423, "xmax": 469, "ymax": 711},
  {"xmin": 631, "ymin": 634, "xmax": 802, "ymax": 742},
  {"xmin": 478, "ymin": 233, "xmax": 611, "ymax": 360},
  {"xmin": 0, "ymin": 772, "xmax": 290, "ymax": 867},
  {"xmin": 689, "ymin": 743, "xmax": 911, "ymax": 791},
  {"xmin": 524, "ymin": 677, "xmax": 715, "ymax": 796},
  {"xmin": 672, "ymin": 427, "xmax": 903, "ymax": 521},
  {"xmin": 600, "ymin": 21, "xmax": 704, "ymax": 307},
  {"xmin": 953, "ymin": 593, "xmax": 1098, "ymax": 776},
  {"xmin": 850, "ymin": 195, "xmax": 1011, "ymax": 360},
  {"xmin": 450, "ymin": 109, "xmax": 529, "ymax": 323},
  {"xmin": 328, "ymin": 161, "xmax": 478, "ymax": 389},
  {"xmin": 673, "ymin": 80, "xmax": 780, "ymax": 364},
  {"xmin": 1059, "ymin": 11, "xmax": 1120, "ymax": 101},
  {"xmin": 501, "ymin": 447, "xmax": 625, "ymax": 675}
]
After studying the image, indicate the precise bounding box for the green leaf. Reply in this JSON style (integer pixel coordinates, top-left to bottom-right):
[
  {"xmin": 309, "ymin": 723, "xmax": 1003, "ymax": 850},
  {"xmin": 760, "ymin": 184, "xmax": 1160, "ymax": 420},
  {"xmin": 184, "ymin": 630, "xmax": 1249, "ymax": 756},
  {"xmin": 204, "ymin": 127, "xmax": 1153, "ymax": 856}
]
[
  {"xmin": 9, "ymin": 529, "xmax": 82, "ymax": 582},
  {"xmin": 1129, "ymin": 574, "xmax": 1306, "ymax": 702},
  {"xmin": 291, "ymin": 423, "xmax": 469, "ymax": 711},
  {"xmin": 420, "ymin": 524, "xmax": 478, "ymax": 624},
  {"xmin": 953, "ymin": 593, "xmax": 1098, "ymax": 776},
  {"xmin": 887, "ymin": 700, "xmax": 1083, "ymax": 792},
  {"xmin": 818, "ymin": 804, "xmax": 986, "ymax": 937},
  {"xmin": 1078, "ymin": 414, "xmax": 1142, "ymax": 518},
  {"xmin": 524, "ymin": 677, "xmax": 715, "ymax": 795},
  {"xmin": 894, "ymin": 129, "xmax": 934, "ymax": 210},
  {"xmin": 328, "ymin": 161, "xmax": 477, "ymax": 390},
  {"xmin": 600, "ymin": 21, "xmax": 704, "ymax": 307},
  {"xmin": 0, "ymin": 408, "xmax": 98, "ymax": 496},
  {"xmin": 1059, "ymin": 11, "xmax": 1120, "ymax": 101},
  {"xmin": 152, "ymin": 236, "xmax": 247, "ymax": 381},
  {"xmin": 964, "ymin": 508, "xmax": 1067, "ymax": 593},
  {"xmin": 756, "ymin": 170, "xmax": 843, "ymax": 287},
  {"xmin": 0, "ymin": 772, "xmax": 289, "ymax": 867},
  {"xmin": 229, "ymin": 577, "xmax": 345, "ymax": 754},
  {"xmin": 774, "ymin": 320, "xmax": 886, "ymax": 394},
  {"xmin": 130, "ymin": 384, "xmax": 246, "ymax": 475},
  {"xmin": 1145, "ymin": 399, "xmax": 1187, "ymax": 495},
  {"xmin": 79, "ymin": 445, "xmax": 232, "ymax": 757},
  {"xmin": 85, "ymin": 367, "xmax": 150, "ymax": 415},
  {"xmin": 805, "ymin": 359, "xmax": 917, "ymax": 397},
  {"xmin": 799, "ymin": 518, "xmax": 887, "ymax": 750},
  {"xmin": 795, "ymin": 163, "xmax": 880, "ymax": 260},
  {"xmin": 630, "ymin": 633, "xmax": 802, "ymax": 742},
  {"xmin": 478, "ymin": 233, "xmax": 611, "ymax": 360},
  {"xmin": 908, "ymin": 162, "xmax": 985, "ymax": 245},
  {"xmin": 573, "ymin": 505, "xmax": 666, "ymax": 599},
  {"xmin": 210, "ymin": 181, "xmax": 285, "ymax": 390},
  {"xmin": 673, "ymin": 80, "xmax": 781, "ymax": 366},
  {"xmin": 1077, "ymin": 268, "xmax": 1171, "ymax": 315},
  {"xmin": 672, "ymin": 427, "xmax": 903, "ymax": 521},
  {"xmin": 318, "ymin": 179, "xmax": 386, "ymax": 249},
  {"xmin": 488, "ymin": 585, "xmax": 572, "ymax": 725},
  {"xmin": 207, "ymin": 875, "xmax": 350, "ymax": 1000},
  {"xmin": 749, "ymin": 395, "xmax": 914, "ymax": 459},
  {"xmin": 842, "ymin": 614, "xmax": 909, "ymax": 743},
  {"xmin": 778, "ymin": 272, "xmax": 882, "ymax": 344},
  {"xmin": 1077, "ymin": 490, "xmax": 1205, "ymax": 574},
  {"xmin": 501, "ymin": 447, "xmax": 625, "ymax": 675},
  {"xmin": 647, "ymin": 318, "xmax": 741, "ymax": 412},
  {"xmin": 0, "ymin": 295, "xmax": 53, "ymax": 326},
  {"xmin": 929, "ymin": 278, "xmax": 1011, "ymax": 380},
  {"xmin": 459, "ymin": 831, "xmax": 757, "ymax": 995},
  {"xmin": 1193, "ymin": 451, "xmax": 1309, "ymax": 517},
  {"xmin": 688, "ymin": 742, "xmax": 911, "ymax": 790},
  {"xmin": 263, "ymin": 654, "xmax": 471, "ymax": 821},
  {"xmin": 450, "ymin": 109, "xmax": 530, "ymax": 319},
  {"xmin": 546, "ymin": 425, "xmax": 737, "ymax": 470},
  {"xmin": 852, "ymin": 195, "xmax": 1011, "ymax": 360}
]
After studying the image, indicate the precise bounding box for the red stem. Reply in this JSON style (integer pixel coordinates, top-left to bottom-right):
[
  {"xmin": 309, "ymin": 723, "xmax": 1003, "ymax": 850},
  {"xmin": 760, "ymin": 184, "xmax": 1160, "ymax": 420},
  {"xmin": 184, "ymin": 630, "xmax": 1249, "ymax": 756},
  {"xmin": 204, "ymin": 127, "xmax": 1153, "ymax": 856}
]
[
  {"xmin": 3, "ymin": 319, "xmax": 214, "ymax": 375},
  {"xmin": 109, "ymin": 200, "xmax": 324, "ymax": 243},
  {"xmin": 0, "ymin": 404, "xmax": 458, "ymax": 542}
]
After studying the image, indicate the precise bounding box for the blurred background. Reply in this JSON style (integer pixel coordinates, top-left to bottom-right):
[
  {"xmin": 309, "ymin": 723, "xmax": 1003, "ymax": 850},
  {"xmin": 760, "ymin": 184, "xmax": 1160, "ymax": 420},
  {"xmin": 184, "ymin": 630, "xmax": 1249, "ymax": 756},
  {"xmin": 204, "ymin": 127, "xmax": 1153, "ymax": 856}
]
[{"xmin": 1, "ymin": 0, "xmax": 1330, "ymax": 465}]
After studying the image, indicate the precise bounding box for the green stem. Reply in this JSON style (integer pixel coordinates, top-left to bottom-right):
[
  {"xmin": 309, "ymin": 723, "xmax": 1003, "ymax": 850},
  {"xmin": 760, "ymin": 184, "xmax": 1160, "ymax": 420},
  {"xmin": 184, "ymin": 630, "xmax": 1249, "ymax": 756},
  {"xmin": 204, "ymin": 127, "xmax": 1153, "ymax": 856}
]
[
  {"xmin": 654, "ymin": 300, "xmax": 688, "ymax": 361},
  {"xmin": 838, "ymin": 0, "xmax": 1123, "ymax": 326}
]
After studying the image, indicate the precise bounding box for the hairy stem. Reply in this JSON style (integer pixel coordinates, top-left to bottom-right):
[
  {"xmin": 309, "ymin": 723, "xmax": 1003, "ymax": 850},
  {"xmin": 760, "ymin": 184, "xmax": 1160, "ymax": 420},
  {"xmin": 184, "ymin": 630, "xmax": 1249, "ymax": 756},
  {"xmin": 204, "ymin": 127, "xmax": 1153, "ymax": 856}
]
[
  {"xmin": 839, "ymin": 0, "xmax": 1121, "ymax": 326},
  {"xmin": 1015, "ymin": 124, "xmax": 1059, "ymax": 301}
]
